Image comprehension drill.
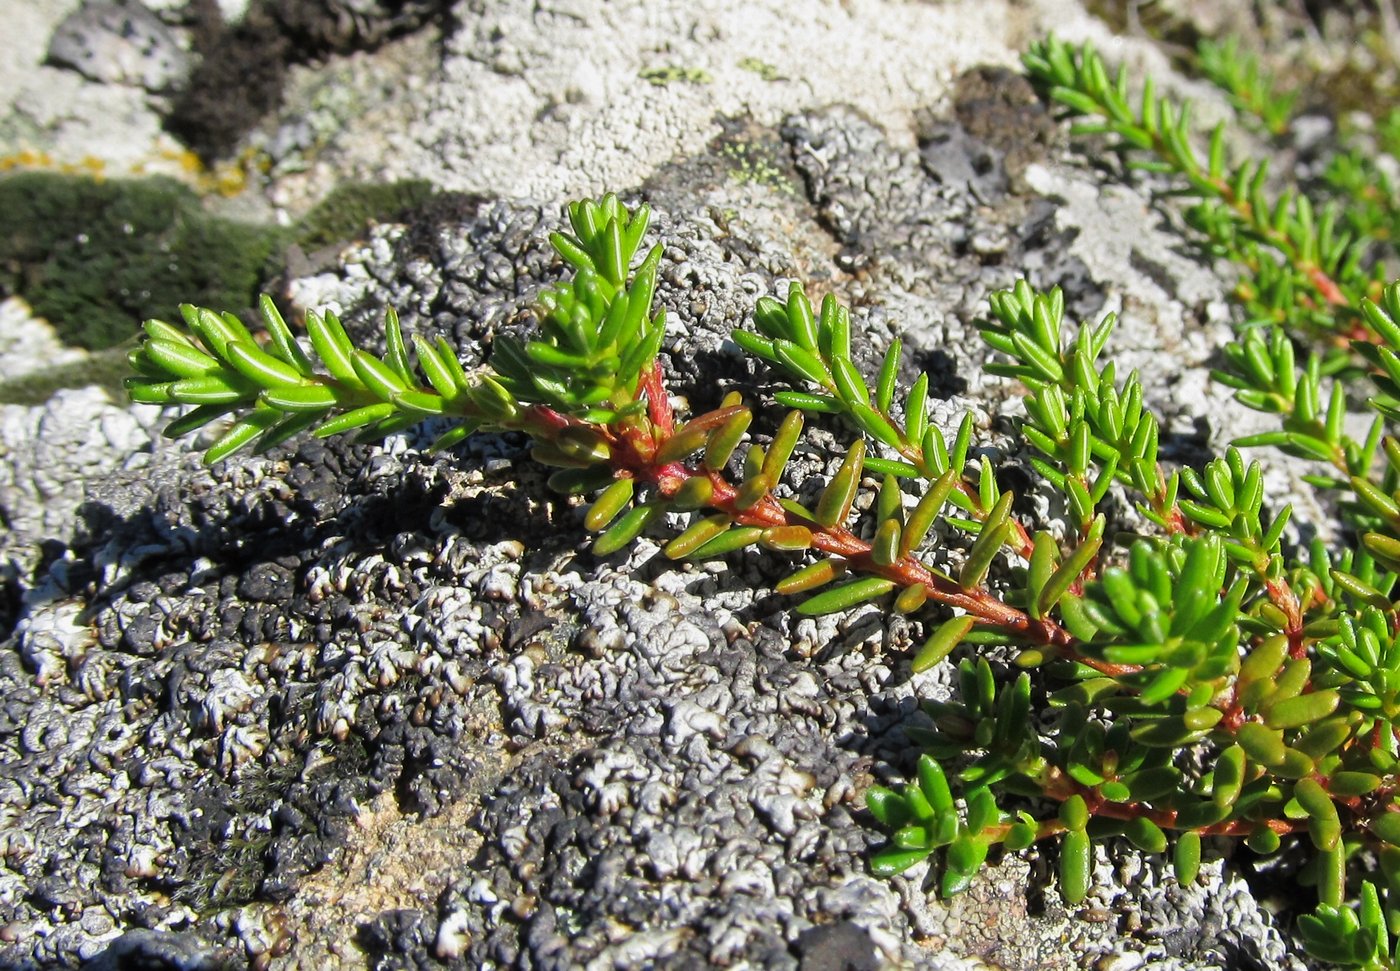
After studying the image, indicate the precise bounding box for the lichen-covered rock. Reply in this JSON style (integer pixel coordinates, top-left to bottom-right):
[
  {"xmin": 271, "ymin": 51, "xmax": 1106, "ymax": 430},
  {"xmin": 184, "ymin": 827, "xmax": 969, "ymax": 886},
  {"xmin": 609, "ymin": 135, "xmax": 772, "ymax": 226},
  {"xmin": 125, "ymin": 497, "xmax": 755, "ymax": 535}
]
[
  {"xmin": 82, "ymin": 928, "xmax": 233, "ymax": 971},
  {"xmin": 0, "ymin": 0, "xmax": 1347, "ymax": 968},
  {"xmin": 0, "ymin": 174, "xmax": 1308, "ymax": 968},
  {"xmin": 270, "ymin": 0, "xmax": 451, "ymax": 52},
  {"xmin": 0, "ymin": 384, "xmax": 162, "ymax": 577},
  {"xmin": 46, "ymin": 0, "xmax": 191, "ymax": 92}
]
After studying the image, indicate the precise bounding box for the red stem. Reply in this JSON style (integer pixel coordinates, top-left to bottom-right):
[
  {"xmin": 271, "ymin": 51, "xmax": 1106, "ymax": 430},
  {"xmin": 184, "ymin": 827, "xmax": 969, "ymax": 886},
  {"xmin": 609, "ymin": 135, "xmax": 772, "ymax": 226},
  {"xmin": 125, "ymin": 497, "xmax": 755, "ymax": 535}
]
[{"xmin": 586, "ymin": 396, "xmax": 1137, "ymax": 661}]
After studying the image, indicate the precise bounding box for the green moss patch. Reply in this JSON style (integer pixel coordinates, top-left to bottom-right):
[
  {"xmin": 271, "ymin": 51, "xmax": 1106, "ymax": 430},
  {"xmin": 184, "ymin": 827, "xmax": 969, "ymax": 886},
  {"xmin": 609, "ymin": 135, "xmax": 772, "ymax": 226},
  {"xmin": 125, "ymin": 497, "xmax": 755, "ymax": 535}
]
[
  {"xmin": 293, "ymin": 179, "xmax": 436, "ymax": 252},
  {"xmin": 0, "ymin": 172, "xmax": 286, "ymax": 350},
  {"xmin": 0, "ymin": 173, "xmax": 443, "ymax": 407}
]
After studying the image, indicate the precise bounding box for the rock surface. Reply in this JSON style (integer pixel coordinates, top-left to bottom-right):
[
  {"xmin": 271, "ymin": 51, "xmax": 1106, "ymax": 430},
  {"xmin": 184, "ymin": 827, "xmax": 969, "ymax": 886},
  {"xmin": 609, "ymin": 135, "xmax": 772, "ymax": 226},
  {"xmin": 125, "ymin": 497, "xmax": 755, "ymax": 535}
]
[
  {"xmin": 47, "ymin": 0, "xmax": 191, "ymax": 91},
  {"xmin": 0, "ymin": 0, "xmax": 1345, "ymax": 968}
]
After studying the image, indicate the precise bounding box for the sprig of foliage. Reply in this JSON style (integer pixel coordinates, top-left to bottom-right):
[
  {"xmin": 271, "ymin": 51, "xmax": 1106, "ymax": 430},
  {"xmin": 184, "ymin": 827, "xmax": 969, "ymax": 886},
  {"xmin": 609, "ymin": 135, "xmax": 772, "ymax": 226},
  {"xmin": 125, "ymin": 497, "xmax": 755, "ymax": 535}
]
[
  {"xmin": 734, "ymin": 282, "xmax": 1035, "ymax": 555},
  {"xmin": 1300, "ymin": 880, "xmax": 1398, "ymax": 970},
  {"xmin": 1323, "ymin": 110, "xmax": 1400, "ymax": 249},
  {"xmin": 1044, "ymin": 33, "xmax": 1400, "ymax": 626},
  {"xmin": 979, "ymin": 282, "xmax": 1175, "ymax": 534},
  {"xmin": 1193, "ymin": 41, "xmax": 1400, "ymax": 281},
  {"xmin": 133, "ymin": 182, "xmax": 1400, "ymax": 967},
  {"xmin": 1212, "ymin": 281, "xmax": 1400, "ymax": 593},
  {"xmin": 1023, "ymin": 35, "xmax": 1382, "ymax": 348},
  {"xmin": 127, "ymin": 194, "xmax": 670, "ymax": 468},
  {"xmin": 864, "ymin": 281, "xmax": 1400, "ymax": 971},
  {"xmin": 1006, "ymin": 33, "xmax": 1400, "ymax": 967},
  {"xmin": 1195, "ymin": 37, "xmax": 1297, "ymax": 137}
]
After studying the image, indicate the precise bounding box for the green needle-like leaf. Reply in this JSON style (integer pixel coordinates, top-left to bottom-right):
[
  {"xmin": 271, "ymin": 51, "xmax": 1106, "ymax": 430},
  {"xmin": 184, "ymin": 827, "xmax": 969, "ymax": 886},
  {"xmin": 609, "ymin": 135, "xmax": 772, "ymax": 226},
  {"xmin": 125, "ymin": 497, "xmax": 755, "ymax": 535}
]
[
  {"xmin": 225, "ymin": 341, "xmax": 303, "ymax": 389},
  {"xmin": 1038, "ymin": 516, "xmax": 1105, "ymax": 615},
  {"xmin": 585, "ymin": 478, "xmax": 636, "ymax": 531},
  {"xmin": 594, "ymin": 503, "xmax": 660, "ymax": 556},
  {"xmin": 797, "ymin": 577, "xmax": 897, "ymax": 615},
  {"xmin": 913, "ymin": 616, "xmax": 976, "ymax": 673},
  {"xmin": 145, "ymin": 339, "xmax": 221, "ymax": 379},
  {"xmin": 306, "ymin": 310, "xmax": 359, "ymax": 387},
  {"xmin": 1059, "ymin": 830, "xmax": 1092, "ymax": 904},
  {"xmin": 815, "ymin": 440, "xmax": 866, "ymax": 528},
  {"xmin": 1173, "ymin": 832, "xmax": 1201, "ymax": 885},
  {"xmin": 902, "ymin": 468, "xmax": 958, "ymax": 555},
  {"xmin": 763, "ymin": 411, "xmax": 804, "ymax": 481}
]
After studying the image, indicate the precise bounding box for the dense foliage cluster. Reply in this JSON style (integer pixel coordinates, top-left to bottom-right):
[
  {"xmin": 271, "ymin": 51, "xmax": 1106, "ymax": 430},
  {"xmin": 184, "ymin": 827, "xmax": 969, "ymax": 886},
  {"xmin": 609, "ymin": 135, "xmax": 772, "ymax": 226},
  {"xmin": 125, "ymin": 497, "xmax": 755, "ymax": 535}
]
[{"xmin": 129, "ymin": 30, "xmax": 1400, "ymax": 969}]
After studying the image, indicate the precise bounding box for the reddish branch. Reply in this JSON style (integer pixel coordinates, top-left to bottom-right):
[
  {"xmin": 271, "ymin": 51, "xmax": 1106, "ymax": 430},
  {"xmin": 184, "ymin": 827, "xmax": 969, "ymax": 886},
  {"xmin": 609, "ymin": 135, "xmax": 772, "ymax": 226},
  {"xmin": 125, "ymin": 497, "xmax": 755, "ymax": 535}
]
[{"xmin": 562, "ymin": 382, "xmax": 1153, "ymax": 666}]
